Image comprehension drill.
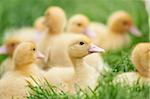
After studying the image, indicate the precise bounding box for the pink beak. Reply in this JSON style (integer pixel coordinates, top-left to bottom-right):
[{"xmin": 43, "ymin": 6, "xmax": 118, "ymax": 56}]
[
  {"xmin": 84, "ymin": 27, "xmax": 96, "ymax": 38},
  {"xmin": 129, "ymin": 26, "xmax": 142, "ymax": 37},
  {"xmin": 88, "ymin": 44, "xmax": 105, "ymax": 53},
  {"xmin": 0, "ymin": 46, "xmax": 7, "ymax": 55},
  {"xmin": 36, "ymin": 50, "xmax": 45, "ymax": 59}
]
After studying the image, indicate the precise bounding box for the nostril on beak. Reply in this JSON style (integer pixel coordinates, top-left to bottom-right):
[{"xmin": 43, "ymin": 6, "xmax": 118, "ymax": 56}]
[{"xmin": 88, "ymin": 44, "xmax": 105, "ymax": 53}]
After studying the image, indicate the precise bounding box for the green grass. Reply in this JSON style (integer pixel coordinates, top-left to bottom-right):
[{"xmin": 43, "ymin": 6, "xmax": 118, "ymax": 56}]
[{"xmin": 0, "ymin": 0, "xmax": 149, "ymax": 99}]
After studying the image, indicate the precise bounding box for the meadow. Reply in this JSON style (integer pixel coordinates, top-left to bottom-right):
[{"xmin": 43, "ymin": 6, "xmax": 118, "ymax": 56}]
[{"xmin": 0, "ymin": 0, "xmax": 149, "ymax": 99}]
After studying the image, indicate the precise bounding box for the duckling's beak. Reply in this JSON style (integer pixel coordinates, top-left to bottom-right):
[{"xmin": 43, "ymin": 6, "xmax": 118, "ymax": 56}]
[
  {"xmin": 129, "ymin": 26, "xmax": 142, "ymax": 37},
  {"xmin": 88, "ymin": 44, "xmax": 105, "ymax": 53},
  {"xmin": 0, "ymin": 46, "xmax": 7, "ymax": 55},
  {"xmin": 84, "ymin": 27, "xmax": 96, "ymax": 38},
  {"xmin": 36, "ymin": 50, "xmax": 45, "ymax": 59}
]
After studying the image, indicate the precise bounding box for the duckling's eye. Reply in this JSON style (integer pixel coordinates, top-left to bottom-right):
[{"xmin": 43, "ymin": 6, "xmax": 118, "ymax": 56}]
[
  {"xmin": 79, "ymin": 42, "xmax": 84, "ymax": 45},
  {"xmin": 122, "ymin": 21, "xmax": 128, "ymax": 26},
  {"xmin": 11, "ymin": 43, "xmax": 15, "ymax": 47},
  {"xmin": 77, "ymin": 23, "xmax": 82, "ymax": 27},
  {"xmin": 32, "ymin": 48, "xmax": 36, "ymax": 51}
]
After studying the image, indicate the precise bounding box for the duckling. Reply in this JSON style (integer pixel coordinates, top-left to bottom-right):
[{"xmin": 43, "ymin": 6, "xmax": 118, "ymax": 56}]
[
  {"xmin": 34, "ymin": 16, "xmax": 46, "ymax": 33},
  {"xmin": 67, "ymin": 14, "xmax": 96, "ymax": 38},
  {"xmin": 37, "ymin": 6, "xmax": 66, "ymax": 69},
  {"xmin": 3, "ymin": 16, "xmax": 46, "ymax": 44},
  {"xmin": 93, "ymin": 11, "xmax": 142, "ymax": 51},
  {"xmin": 113, "ymin": 43, "xmax": 150, "ymax": 86},
  {"xmin": 33, "ymin": 16, "xmax": 47, "ymax": 42},
  {"xmin": 38, "ymin": 6, "xmax": 67, "ymax": 53},
  {"xmin": 0, "ymin": 42, "xmax": 44, "ymax": 99},
  {"xmin": 44, "ymin": 33, "xmax": 105, "ymax": 93},
  {"xmin": 66, "ymin": 14, "xmax": 105, "ymax": 72},
  {"xmin": 0, "ymin": 36, "xmax": 22, "ymax": 77}
]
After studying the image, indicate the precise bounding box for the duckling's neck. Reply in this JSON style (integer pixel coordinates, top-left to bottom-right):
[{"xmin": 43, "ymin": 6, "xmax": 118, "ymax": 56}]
[
  {"xmin": 15, "ymin": 63, "xmax": 34, "ymax": 76},
  {"xmin": 137, "ymin": 69, "xmax": 150, "ymax": 78},
  {"xmin": 71, "ymin": 58, "xmax": 89, "ymax": 77},
  {"xmin": 109, "ymin": 27, "xmax": 126, "ymax": 35},
  {"xmin": 47, "ymin": 28, "xmax": 62, "ymax": 35}
]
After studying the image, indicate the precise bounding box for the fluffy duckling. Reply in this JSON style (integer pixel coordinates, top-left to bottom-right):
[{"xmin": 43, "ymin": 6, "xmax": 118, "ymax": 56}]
[
  {"xmin": 67, "ymin": 14, "xmax": 96, "ymax": 38},
  {"xmin": 66, "ymin": 14, "xmax": 105, "ymax": 72},
  {"xmin": 38, "ymin": 6, "xmax": 67, "ymax": 53},
  {"xmin": 44, "ymin": 33, "xmax": 105, "ymax": 93},
  {"xmin": 3, "ymin": 16, "xmax": 46, "ymax": 44},
  {"xmin": 93, "ymin": 11, "xmax": 142, "ymax": 51},
  {"xmin": 0, "ymin": 36, "xmax": 22, "ymax": 77},
  {"xmin": 34, "ymin": 16, "xmax": 46, "ymax": 33},
  {"xmin": 114, "ymin": 43, "xmax": 150, "ymax": 86},
  {"xmin": 0, "ymin": 42, "xmax": 44, "ymax": 99}
]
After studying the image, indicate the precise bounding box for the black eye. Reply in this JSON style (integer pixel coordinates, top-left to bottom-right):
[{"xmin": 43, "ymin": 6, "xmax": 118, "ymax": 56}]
[
  {"xmin": 77, "ymin": 23, "xmax": 82, "ymax": 27},
  {"xmin": 32, "ymin": 48, "xmax": 36, "ymax": 51},
  {"xmin": 11, "ymin": 43, "xmax": 15, "ymax": 47},
  {"xmin": 79, "ymin": 42, "xmax": 84, "ymax": 45},
  {"xmin": 123, "ymin": 21, "xmax": 128, "ymax": 25}
]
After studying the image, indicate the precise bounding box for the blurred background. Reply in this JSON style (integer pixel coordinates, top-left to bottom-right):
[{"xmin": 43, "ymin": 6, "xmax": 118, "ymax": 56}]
[
  {"xmin": 0, "ymin": 0, "xmax": 149, "ymax": 98},
  {"xmin": 0, "ymin": 0, "xmax": 148, "ymax": 38},
  {"xmin": 0, "ymin": 0, "xmax": 149, "ymax": 65}
]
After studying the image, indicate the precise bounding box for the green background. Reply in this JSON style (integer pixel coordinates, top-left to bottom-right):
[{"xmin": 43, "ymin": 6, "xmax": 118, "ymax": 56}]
[{"xmin": 0, "ymin": 0, "xmax": 149, "ymax": 99}]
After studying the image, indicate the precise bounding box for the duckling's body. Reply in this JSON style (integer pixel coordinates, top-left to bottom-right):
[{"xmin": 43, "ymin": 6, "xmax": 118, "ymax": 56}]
[
  {"xmin": 114, "ymin": 43, "xmax": 150, "ymax": 86},
  {"xmin": 37, "ymin": 7, "xmax": 66, "ymax": 69},
  {"xmin": 84, "ymin": 53, "xmax": 105, "ymax": 72},
  {"xmin": 89, "ymin": 22, "xmax": 106, "ymax": 34},
  {"xmin": 0, "ymin": 42, "xmax": 44, "ymax": 99},
  {"xmin": 66, "ymin": 14, "xmax": 105, "ymax": 72},
  {"xmin": 45, "ymin": 34, "xmax": 104, "ymax": 93},
  {"xmin": 95, "ymin": 29, "xmax": 130, "ymax": 50},
  {"xmin": 0, "ymin": 36, "xmax": 22, "ymax": 77},
  {"xmin": 114, "ymin": 72, "xmax": 150, "ymax": 86},
  {"xmin": 0, "ymin": 72, "xmax": 28, "ymax": 99},
  {"xmin": 12, "ymin": 27, "xmax": 42, "ymax": 42},
  {"xmin": 38, "ymin": 6, "xmax": 66, "ymax": 53},
  {"xmin": 3, "ymin": 16, "xmax": 46, "ymax": 44},
  {"xmin": 0, "ymin": 64, "xmax": 43, "ymax": 99},
  {"xmin": 0, "ymin": 58, "xmax": 14, "ymax": 77},
  {"xmin": 93, "ymin": 11, "xmax": 141, "ymax": 51}
]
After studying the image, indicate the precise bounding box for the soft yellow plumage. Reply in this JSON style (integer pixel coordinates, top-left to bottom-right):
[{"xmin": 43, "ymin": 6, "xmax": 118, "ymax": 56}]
[
  {"xmin": 114, "ymin": 43, "xmax": 150, "ymax": 86},
  {"xmin": 93, "ymin": 11, "xmax": 141, "ymax": 51},
  {"xmin": 0, "ymin": 42, "xmax": 44, "ymax": 99},
  {"xmin": 44, "ymin": 33, "xmax": 105, "ymax": 93}
]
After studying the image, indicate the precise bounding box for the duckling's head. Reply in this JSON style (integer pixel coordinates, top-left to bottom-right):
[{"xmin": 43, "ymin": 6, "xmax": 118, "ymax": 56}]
[
  {"xmin": 67, "ymin": 34, "xmax": 105, "ymax": 58},
  {"xmin": 67, "ymin": 14, "xmax": 96, "ymax": 38},
  {"xmin": 13, "ymin": 42, "xmax": 44, "ymax": 67},
  {"xmin": 131, "ymin": 43, "xmax": 150, "ymax": 77},
  {"xmin": 34, "ymin": 16, "xmax": 46, "ymax": 32},
  {"xmin": 108, "ymin": 11, "xmax": 141, "ymax": 36},
  {"xmin": 44, "ymin": 6, "xmax": 66, "ymax": 34},
  {"xmin": 0, "ymin": 36, "xmax": 22, "ymax": 56}
]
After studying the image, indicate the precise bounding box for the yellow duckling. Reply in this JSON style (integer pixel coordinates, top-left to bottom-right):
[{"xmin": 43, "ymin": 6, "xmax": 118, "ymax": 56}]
[
  {"xmin": 38, "ymin": 6, "xmax": 67, "ymax": 53},
  {"xmin": 66, "ymin": 14, "xmax": 105, "ymax": 72},
  {"xmin": 34, "ymin": 16, "xmax": 46, "ymax": 33},
  {"xmin": 44, "ymin": 33, "xmax": 105, "ymax": 94},
  {"xmin": 3, "ymin": 16, "xmax": 46, "ymax": 44},
  {"xmin": 93, "ymin": 11, "xmax": 142, "ymax": 51},
  {"xmin": 0, "ymin": 36, "xmax": 22, "ymax": 77},
  {"xmin": 114, "ymin": 43, "xmax": 150, "ymax": 86},
  {"xmin": 67, "ymin": 14, "xmax": 96, "ymax": 38},
  {"xmin": 0, "ymin": 42, "xmax": 44, "ymax": 99}
]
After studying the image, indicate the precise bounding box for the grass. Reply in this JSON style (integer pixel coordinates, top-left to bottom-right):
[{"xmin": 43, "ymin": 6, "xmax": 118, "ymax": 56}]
[{"xmin": 0, "ymin": 0, "xmax": 149, "ymax": 99}]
